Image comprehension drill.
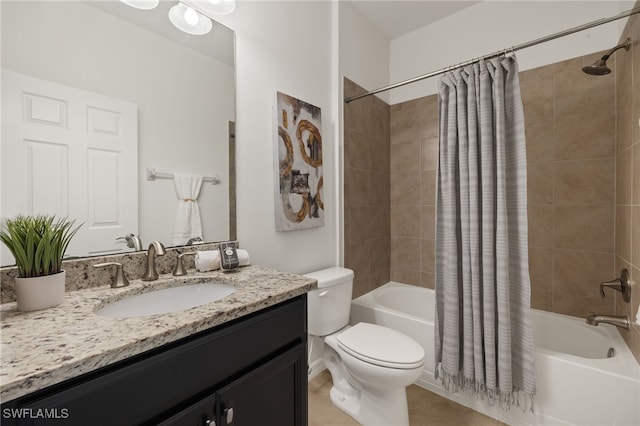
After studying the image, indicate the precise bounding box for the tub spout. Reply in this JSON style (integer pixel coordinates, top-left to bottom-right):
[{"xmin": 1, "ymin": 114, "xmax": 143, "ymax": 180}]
[{"xmin": 586, "ymin": 312, "xmax": 630, "ymax": 330}]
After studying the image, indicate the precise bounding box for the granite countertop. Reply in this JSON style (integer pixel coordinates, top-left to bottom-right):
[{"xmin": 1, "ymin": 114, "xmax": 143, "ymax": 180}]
[{"xmin": 0, "ymin": 265, "xmax": 317, "ymax": 402}]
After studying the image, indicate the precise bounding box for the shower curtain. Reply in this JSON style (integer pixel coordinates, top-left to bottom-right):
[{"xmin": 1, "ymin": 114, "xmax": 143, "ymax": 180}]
[{"xmin": 434, "ymin": 56, "xmax": 536, "ymax": 408}]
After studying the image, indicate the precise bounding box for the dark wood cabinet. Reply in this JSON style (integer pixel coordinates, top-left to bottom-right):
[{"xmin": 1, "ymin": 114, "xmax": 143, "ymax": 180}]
[{"xmin": 1, "ymin": 295, "xmax": 308, "ymax": 426}]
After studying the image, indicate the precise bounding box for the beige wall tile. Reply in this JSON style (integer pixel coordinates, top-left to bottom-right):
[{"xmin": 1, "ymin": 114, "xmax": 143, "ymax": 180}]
[
  {"xmin": 347, "ymin": 241, "xmax": 371, "ymax": 289},
  {"xmin": 618, "ymin": 92, "xmax": 633, "ymax": 155},
  {"xmin": 391, "ymin": 139, "xmax": 421, "ymax": 173},
  {"xmin": 634, "ymin": 17, "xmax": 640, "ymax": 145},
  {"xmin": 350, "ymin": 206, "xmax": 370, "ymax": 244},
  {"xmin": 370, "ymin": 97, "xmax": 389, "ymax": 138},
  {"xmin": 554, "ymin": 205, "xmax": 614, "ymax": 252},
  {"xmin": 368, "ymin": 207, "xmax": 390, "ymax": 240},
  {"xmin": 552, "ymin": 249, "xmax": 614, "ymax": 316},
  {"xmin": 421, "ymin": 136, "xmax": 439, "ymax": 172},
  {"xmin": 528, "ymin": 206, "xmax": 553, "ymax": 248},
  {"xmin": 391, "ymin": 237, "xmax": 421, "ymax": 272},
  {"xmin": 554, "ymin": 61, "xmax": 615, "ymax": 116},
  {"xmin": 420, "ymin": 95, "xmax": 439, "ymax": 139},
  {"xmin": 370, "ymin": 269, "xmax": 391, "ymax": 288},
  {"xmin": 634, "ymin": 144, "xmax": 640, "ymax": 204},
  {"xmin": 370, "ymin": 171, "xmax": 390, "ymax": 206},
  {"xmin": 630, "ymin": 265, "xmax": 640, "ymax": 365},
  {"xmin": 345, "ymin": 167, "xmax": 370, "ymax": 207},
  {"xmin": 616, "ymin": 205, "xmax": 632, "ymax": 262},
  {"xmin": 390, "ymin": 171, "xmax": 420, "ymax": 205},
  {"xmin": 420, "ymin": 272, "xmax": 435, "ymax": 289},
  {"xmin": 554, "ymin": 158, "xmax": 614, "ymax": 205},
  {"xmin": 554, "ymin": 109, "xmax": 616, "ymax": 160},
  {"xmin": 614, "ymin": 257, "xmax": 633, "ymax": 356},
  {"xmin": 391, "ymin": 268, "xmax": 421, "ymax": 286},
  {"xmin": 344, "ymin": 78, "xmax": 390, "ymax": 296},
  {"xmin": 528, "ymin": 162, "xmax": 554, "ymax": 205},
  {"xmin": 633, "ymin": 206, "xmax": 640, "ymax": 267},
  {"xmin": 370, "ymin": 237, "xmax": 391, "ymax": 273},
  {"xmin": 344, "ymin": 97, "xmax": 370, "ymax": 135},
  {"xmin": 519, "ymin": 74, "xmax": 553, "ymax": 121},
  {"xmin": 391, "ymin": 205, "xmax": 420, "ymax": 238},
  {"xmin": 346, "ymin": 129, "xmax": 370, "ymax": 169},
  {"xmin": 421, "ymin": 171, "xmax": 437, "ymax": 206},
  {"xmin": 528, "ymin": 247, "xmax": 553, "ymax": 311},
  {"xmin": 616, "ymin": 151, "xmax": 633, "ymax": 205},
  {"xmin": 615, "ymin": 39, "xmax": 632, "ymax": 106},
  {"xmin": 421, "ymin": 205, "xmax": 435, "ymax": 240},
  {"xmin": 390, "ymin": 103, "xmax": 420, "ymax": 145},
  {"xmin": 370, "ymin": 135, "xmax": 390, "ymax": 173},
  {"xmin": 525, "ymin": 119, "xmax": 554, "ymax": 163},
  {"xmin": 421, "ymin": 239, "xmax": 435, "ymax": 273}
]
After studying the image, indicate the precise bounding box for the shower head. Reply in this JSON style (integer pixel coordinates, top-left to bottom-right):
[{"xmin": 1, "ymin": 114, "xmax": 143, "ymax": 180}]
[{"xmin": 582, "ymin": 38, "xmax": 631, "ymax": 76}]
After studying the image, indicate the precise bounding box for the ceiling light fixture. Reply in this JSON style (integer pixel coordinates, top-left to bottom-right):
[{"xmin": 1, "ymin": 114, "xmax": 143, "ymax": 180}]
[
  {"xmin": 119, "ymin": 0, "xmax": 159, "ymax": 10},
  {"xmin": 168, "ymin": 2, "xmax": 212, "ymax": 36},
  {"xmin": 183, "ymin": 0, "xmax": 236, "ymax": 16}
]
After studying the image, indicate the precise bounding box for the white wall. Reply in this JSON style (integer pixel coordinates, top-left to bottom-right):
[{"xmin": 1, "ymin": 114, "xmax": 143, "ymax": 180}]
[
  {"xmin": 389, "ymin": 1, "xmax": 635, "ymax": 104},
  {"xmin": 1, "ymin": 1, "xmax": 234, "ymax": 250},
  {"xmin": 215, "ymin": 1, "xmax": 339, "ymax": 274},
  {"xmin": 339, "ymin": 1, "xmax": 391, "ymax": 104}
]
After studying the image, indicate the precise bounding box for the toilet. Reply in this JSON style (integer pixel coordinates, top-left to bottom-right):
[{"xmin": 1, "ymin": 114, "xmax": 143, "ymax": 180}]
[{"xmin": 306, "ymin": 267, "xmax": 424, "ymax": 426}]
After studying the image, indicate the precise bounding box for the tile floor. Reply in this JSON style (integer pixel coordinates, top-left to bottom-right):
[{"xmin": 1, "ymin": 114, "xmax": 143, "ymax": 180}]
[{"xmin": 308, "ymin": 370, "xmax": 506, "ymax": 426}]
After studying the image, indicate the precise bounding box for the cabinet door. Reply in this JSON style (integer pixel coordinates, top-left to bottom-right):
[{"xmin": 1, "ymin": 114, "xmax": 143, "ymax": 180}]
[
  {"xmin": 156, "ymin": 394, "xmax": 215, "ymax": 426},
  {"xmin": 217, "ymin": 343, "xmax": 307, "ymax": 426}
]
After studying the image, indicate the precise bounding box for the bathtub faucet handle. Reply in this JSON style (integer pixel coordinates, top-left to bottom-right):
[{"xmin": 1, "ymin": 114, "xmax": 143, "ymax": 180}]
[{"xmin": 599, "ymin": 269, "xmax": 631, "ymax": 303}]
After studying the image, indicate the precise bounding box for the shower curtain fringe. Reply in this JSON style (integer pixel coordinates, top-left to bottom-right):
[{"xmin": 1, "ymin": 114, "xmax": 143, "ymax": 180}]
[
  {"xmin": 344, "ymin": 6, "xmax": 640, "ymax": 103},
  {"xmin": 435, "ymin": 363, "xmax": 535, "ymax": 413}
]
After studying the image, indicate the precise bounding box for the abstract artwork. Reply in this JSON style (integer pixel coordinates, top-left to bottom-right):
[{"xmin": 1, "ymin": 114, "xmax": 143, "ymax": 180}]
[{"xmin": 274, "ymin": 91, "xmax": 324, "ymax": 231}]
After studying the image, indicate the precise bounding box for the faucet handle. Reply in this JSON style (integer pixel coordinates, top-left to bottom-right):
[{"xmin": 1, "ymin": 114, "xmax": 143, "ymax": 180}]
[
  {"xmin": 94, "ymin": 262, "xmax": 129, "ymax": 288},
  {"xmin": 173, "ymin": 252, "xmax": 197, "ymax": 276},
  {"xmin": 599, "ymin": 269, "xmax": 631, "ymax": 302}
]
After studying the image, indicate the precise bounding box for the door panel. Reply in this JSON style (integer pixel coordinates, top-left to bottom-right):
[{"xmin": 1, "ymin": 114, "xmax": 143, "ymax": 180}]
[{"xmin": 1, "ymin": 70, "xmax": 138, "ymax": 262}]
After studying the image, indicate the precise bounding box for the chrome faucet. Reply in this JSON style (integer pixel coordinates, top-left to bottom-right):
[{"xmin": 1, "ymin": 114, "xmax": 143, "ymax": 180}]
[
  {"xmin": 586, "ymin": 312, "xmax": 630, "ymax": 330},
  {"xmin": 117, "ymin": 233, "xmax": 143, "ymax": 251},
  {"xmin": 142, "ymin": 241, "xmax": 166, "ymax": 281}
]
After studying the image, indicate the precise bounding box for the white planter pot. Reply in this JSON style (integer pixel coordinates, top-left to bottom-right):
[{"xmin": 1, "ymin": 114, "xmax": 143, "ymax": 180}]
[{"xmin": 15, "ymin": 270, "xmax": 66, "ymax": 312}]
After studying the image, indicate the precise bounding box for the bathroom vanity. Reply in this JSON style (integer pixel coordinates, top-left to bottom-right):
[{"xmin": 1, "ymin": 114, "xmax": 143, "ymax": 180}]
[{"xmin": 0, "ymin": 266, "xmax": 315, "ymax": 425}]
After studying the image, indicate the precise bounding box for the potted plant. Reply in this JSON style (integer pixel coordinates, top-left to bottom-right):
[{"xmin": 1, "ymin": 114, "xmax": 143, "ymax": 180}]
[{"xmin": 1, "ymin": 215, "xmax": 81, "ymax": 311}]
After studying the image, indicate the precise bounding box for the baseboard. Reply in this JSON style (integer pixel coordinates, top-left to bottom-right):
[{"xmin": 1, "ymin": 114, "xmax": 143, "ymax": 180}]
[{"xmin": 307, "ymin": 358, "xmax": 326, "ymax": 381}]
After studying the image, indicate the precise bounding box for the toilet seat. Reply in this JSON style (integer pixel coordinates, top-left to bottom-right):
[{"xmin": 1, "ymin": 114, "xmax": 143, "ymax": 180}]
[{"xmin": 336, "ymin": 323, "xmax": 425, "ymax": 369}]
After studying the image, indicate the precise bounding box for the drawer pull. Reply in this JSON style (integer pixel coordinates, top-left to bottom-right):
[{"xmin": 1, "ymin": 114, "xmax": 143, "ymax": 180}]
[{"xmin": 225, "ymin": 407, "xmax": 234, "ymax": 424}]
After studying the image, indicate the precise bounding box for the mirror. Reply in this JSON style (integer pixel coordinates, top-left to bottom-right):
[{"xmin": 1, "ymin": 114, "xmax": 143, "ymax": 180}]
[{"xmin": 1, "ymin": 0, "xmax": 236, "ymax": 265}]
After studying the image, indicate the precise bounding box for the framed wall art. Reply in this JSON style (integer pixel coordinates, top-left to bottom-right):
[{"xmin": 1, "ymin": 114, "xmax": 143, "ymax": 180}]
[{"xmin": 274, "ymin": 91, "xmax": 324, "ymax": 231}]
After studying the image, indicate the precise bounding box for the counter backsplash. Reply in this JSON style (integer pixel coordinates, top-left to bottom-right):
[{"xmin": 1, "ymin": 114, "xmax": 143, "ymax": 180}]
[{"xmin": 0, "ymin": 241, "xmax": 238, "ymax": 304}]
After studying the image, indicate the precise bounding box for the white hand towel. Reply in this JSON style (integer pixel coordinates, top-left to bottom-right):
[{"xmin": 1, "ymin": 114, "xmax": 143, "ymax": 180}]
[
  {"xmin": 237, "ymin": 249, "xmax": 250, "ymax": 266},
  {"xmin": 195, "ymin": 250, "xmax": 220, "ymax": 272},
  {"xmin": 172, "ymin": 173, "xmax": 204, "ymax": 246}
]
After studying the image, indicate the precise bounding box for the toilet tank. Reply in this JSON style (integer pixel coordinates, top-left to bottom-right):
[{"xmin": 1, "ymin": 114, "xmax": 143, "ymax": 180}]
[{"xmin": 305, "ymin": 267, "xmax": 354, "ymax": 336}]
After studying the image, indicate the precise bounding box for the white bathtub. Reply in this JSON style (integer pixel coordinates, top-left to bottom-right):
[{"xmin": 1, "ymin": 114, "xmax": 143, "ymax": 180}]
[{"xmin": 350, "ymin": 282, "xmax": 640, "ymax": 426}]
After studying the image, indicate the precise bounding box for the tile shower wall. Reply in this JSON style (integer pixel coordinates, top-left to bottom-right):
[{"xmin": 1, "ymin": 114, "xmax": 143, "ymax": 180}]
[
  {"xmin": 519, "ymin": 51, "xmax": 617, "ymax": 318},
  {"xmin": 389, "ymin": 95, "xmax": 438, "ymax": 287},
  {"xmin": 344, "ymin": 78, "xmax": 391, "ymax": 298},
  {"xmin": 614, "ymin": 12, "xmax": 640, "ymax": 364}
]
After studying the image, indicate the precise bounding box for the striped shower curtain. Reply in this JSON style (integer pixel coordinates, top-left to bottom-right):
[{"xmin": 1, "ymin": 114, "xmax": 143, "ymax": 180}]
[{"xmin": 434, "ymin": 56, "xmax": 536, "ymax": 409}]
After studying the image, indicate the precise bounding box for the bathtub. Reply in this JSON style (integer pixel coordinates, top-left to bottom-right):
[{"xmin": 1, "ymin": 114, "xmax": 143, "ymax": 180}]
[{"xmin": 350, "ymin": 282, "xmax": 640, "ymax": 426}]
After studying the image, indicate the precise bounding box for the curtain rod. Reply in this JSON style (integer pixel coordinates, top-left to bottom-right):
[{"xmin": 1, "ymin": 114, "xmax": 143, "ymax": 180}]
[{"xmin": 345, "ymin": 6, "xmax": 640, "ymax": 103}]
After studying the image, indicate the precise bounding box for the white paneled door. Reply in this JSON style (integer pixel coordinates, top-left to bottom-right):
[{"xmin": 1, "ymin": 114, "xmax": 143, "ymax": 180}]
[{"xmin": 1, "ymin": 70, "xmax": 138, "ymax": 264}]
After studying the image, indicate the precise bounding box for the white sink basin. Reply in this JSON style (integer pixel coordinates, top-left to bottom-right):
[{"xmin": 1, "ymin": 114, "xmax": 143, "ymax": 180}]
[{"xmin": 96, "ymin": 283, "xmax": 237, "ymax": 318}]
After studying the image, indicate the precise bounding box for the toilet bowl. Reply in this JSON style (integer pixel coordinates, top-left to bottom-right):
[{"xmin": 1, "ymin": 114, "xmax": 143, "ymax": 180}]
[{"xmin": 306, "ymin": 267, "xmax": 424, "ymax": 426}]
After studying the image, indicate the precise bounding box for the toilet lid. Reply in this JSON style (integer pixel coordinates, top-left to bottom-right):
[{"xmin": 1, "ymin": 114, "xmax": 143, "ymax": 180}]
[{"xmin": 336, "ymin": 323, "xmax": 425, "ymax": 369}]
